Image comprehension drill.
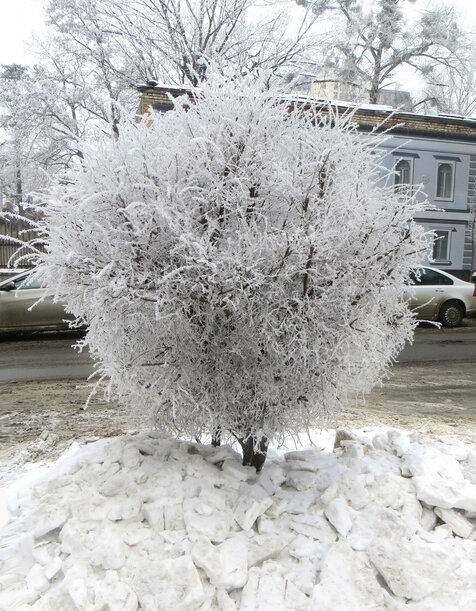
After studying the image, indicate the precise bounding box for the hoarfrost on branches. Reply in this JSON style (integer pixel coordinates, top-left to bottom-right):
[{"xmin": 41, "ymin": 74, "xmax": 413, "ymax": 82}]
[{"xmin": 33, "ymin": 71, "xmax": 430, "ymax": 467}]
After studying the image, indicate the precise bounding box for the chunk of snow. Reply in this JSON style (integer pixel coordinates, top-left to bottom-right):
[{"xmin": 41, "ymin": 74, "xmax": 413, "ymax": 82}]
[
  {"xmin": 234, "ymin": 491, "xmax": 273, "ymax": 531},
  {"xmin": 192, "ymin": 535, "xmax": 248, "ymax": 591},
  {"xmin": 311, "ymin": 540, "xmax": 390, "ymax": 610},
  {"xmin": 369, "ymin": 537, "xmax": 459, "ymax": 601},
  {"xmin": 434, "ymin": 507, "xmax": 473, "ymax": 539},
  {"xmin": 324, "ymin": 498, "xmax": 353, "ymax": 537}
]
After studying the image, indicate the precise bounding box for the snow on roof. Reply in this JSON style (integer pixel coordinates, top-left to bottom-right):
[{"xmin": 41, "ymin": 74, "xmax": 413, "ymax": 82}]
[{"xmin": 137, "ymin": 85, "xmax": 476, "ymax": 124}]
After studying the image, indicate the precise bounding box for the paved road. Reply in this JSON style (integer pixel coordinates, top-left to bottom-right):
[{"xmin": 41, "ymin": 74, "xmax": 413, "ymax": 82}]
[
  {"xmin": 0, "ymin": 321, "xmax": 475, "ymax": 383},
  {"xmin": 0, "ymin": 333, "xmax": 95, "ymax": 383},
  {"xmin": 398, "ymin": 329, "xmax": 476, "ymax": 362}
]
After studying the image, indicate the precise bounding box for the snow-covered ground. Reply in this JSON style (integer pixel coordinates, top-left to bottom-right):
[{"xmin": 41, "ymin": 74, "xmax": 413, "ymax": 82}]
[{"xmin": 1, "ymin": 428, "xmax": 475, "ymax": 610}]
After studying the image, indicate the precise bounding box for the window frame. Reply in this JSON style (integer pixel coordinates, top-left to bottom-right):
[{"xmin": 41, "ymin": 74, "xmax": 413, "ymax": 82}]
[
  {"xmin": 435, "ymin": 160, "xmax": 456, "ymax": 202},
  {"xmin": 393, "ymin": 156, "xmax": 414, "ymax": 194},
  {"xmin": 431, "ymin": 228, "xmax": 452, "ymax": 264}
]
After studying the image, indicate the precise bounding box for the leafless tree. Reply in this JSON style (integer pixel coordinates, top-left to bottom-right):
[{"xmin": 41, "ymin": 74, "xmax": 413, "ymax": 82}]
[
  {"xmin": 112, "ymin": 0, "xmax": 317, "ymax": 85},
  {"xmin": 298, "ymin": 0, "xmax": 462, "ymax": 104},
  {"xmin": 418, "ymin": 50, "xmax": 476, "ymax": 118}
]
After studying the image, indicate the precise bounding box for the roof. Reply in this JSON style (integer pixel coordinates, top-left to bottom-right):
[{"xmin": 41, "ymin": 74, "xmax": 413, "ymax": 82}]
[{"xmin": 137, "ymin": 84, "xmax": 476, "ymax": 142}]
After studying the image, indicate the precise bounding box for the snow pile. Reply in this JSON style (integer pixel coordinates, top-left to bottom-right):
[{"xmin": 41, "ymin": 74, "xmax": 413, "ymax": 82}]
[{"xmin": 1, "ymin": 429, "xmax": 475, "ymax": 610}]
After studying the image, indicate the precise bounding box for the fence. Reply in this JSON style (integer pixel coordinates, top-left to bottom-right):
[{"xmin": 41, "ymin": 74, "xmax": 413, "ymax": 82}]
[{"xmin": 0, "ymin": 219, "xmax": 45, "ymax": 269}]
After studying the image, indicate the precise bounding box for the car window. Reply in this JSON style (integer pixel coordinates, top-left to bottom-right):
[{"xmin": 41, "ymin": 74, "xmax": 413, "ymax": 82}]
[
  {"xmin": 13, "ymin": 275, "xmax": 46, "ymax": 290},
  {"xmin": 409, "ymin": 268, "xmax": 453, "ymax": 286}
]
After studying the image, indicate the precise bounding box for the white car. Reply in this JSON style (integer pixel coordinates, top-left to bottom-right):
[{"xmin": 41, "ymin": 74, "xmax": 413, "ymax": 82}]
[
  {"xmin": 405, "ymin": 266, "xmax": 476, "ymax": 327},
  {"xmin": 0, "ymin": 271, "xmax": 75, "ymax": 333}
]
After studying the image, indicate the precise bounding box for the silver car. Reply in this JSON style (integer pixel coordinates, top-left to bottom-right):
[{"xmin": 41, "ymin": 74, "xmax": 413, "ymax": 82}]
[
  {"xmin": 405, "ymin": 266, "xmax": 476, "ymax": 327},
  {"xmin": 0, "ymin": 271, "xmax": 74, "ymax": 333}
]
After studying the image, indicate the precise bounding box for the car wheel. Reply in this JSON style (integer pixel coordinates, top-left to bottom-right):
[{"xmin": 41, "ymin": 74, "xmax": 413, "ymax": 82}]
[{"xmin": 438, "ymin": 301, "xmax": 464, "ymax": 327}]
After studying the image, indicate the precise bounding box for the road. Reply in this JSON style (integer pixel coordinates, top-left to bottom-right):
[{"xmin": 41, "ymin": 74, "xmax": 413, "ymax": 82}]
[
  {"xmin": 0, "ymin": 333, "xmax": 95, "ymax": 383},
  {"xmin": 398, "ymin": 327, "xmax": 476, "ymax": 362},
  {"xmin": 1, "ymin": 322, "xmax": 475, "ymax": 383}
]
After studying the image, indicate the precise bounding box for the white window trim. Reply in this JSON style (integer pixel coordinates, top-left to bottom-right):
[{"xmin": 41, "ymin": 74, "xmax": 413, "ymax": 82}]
[
  {"xmin": 430, "ymin": 227, "xmax": 452, "ymax": 264},
  {"xmin": 434, "ymin": 159, "xmax": 455, "ymax": 202},
  {"xmin": 394, "ymin": 156, "xmax": 414, "ymax": 195}
]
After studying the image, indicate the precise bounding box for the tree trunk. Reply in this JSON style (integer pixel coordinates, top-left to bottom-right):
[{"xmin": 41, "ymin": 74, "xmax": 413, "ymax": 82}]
[
  {"xmin": 240, "ymin": 435, "xmax": 268, "ymax": 472},
  {"xmin": 211, "ymin": 429, "xmax": 221, "ymax": 447},
  {"xmin": 15, "ymin": 166, "xmax": 23, "ymax": 216}
]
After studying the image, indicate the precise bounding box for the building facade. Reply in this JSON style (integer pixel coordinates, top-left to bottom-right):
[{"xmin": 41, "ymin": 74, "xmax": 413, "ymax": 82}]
[{"xmin": 137, "ymin": 84, "xmax": 476, "ymax": 281}]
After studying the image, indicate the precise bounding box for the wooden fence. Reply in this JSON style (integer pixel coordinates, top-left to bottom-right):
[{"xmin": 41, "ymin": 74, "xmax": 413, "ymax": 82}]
[{"xmin": 0, "ymin": 219, "xmax": 44, "ymax": 269}]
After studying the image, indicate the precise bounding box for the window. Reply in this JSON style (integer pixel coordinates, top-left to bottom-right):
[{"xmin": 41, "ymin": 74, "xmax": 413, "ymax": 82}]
[
  {"xmin": 394, "ymin": 158, "xmax": 412, "ymax": 194},
  {"xmin": 409, "ymin": 268, "xmax": 453, "ymax": 286},
  {"xmin": 13, "ymin": 274, "xmax": 45, "ymax": 290},
  {"xmin": 435, "ymin": 162, "xmax": 454, "ymax": 200},
  {"xmin": 432, "ymin": 230, "xmax": 450, "ymax": 262}
]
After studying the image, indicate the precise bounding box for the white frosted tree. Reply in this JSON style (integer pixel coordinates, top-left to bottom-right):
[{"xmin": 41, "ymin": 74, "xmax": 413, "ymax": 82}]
[
  {"xmin": 298, "ymin": 0, "xmax": 461, "ymax": 104},
  {"xmin": 33, "ymin": 72, "xmax": 430, "ymax": 470}
]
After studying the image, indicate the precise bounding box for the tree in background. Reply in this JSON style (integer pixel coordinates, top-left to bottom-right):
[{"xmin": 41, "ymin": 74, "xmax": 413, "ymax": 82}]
[
  {"xmin": 1, "ymin": 0, "xmax": 315, "ymax": 210},
  {"xmin": 297, "ymin": 0, "xmax": 462, "ymax": 104},
  {"xmin": 44, "ymin": 0, "xmax": 316, "ymax": 89},
  {"xmin": 419, "ymin": 50, "xmax": 476, "ymax": 118},
  {"xmin": 33, "ymin": 71, "xmax": 430, "ymax": 470},
  {"xmin": 0, "ymin": 64, "xmax": 61, "ymax": 216},
  {"xmin": 111, "ymin": 0, "xmax": 317, "ymax": 85}
]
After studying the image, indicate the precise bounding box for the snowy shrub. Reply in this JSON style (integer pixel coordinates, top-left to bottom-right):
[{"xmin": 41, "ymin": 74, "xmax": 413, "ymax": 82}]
[{"xmin": 34, "ymin": 72, "xmax": 430, "ymax": 470}]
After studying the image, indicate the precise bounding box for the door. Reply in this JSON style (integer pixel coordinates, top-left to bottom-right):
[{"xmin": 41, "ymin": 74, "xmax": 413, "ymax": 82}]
[{"xmin": 405, "ymin": 268, "xmax": 453, "ymax": 321}]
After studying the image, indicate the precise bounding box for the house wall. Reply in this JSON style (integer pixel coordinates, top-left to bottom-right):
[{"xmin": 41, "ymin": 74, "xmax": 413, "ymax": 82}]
[{"xmin": 379, "ymin": 135, "xmax": 475, "ymax": 280}]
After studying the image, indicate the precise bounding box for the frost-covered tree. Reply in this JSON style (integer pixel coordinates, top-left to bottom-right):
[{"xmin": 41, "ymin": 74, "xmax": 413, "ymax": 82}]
[
  {"xmin": 44, "ymin": 0, "xmax": 316, "ymax": 89},
  {"xmin": 420, "ymin": 51, "xmax": 476, "ymax": 118},
  {"xmin": 0, "ymin": 64, "xmax": 63, "ymax": 216},
  {"xmin": 298, "ymin": 0, "xmax": 461, "ymax": 104},
  {"xmin": 33, "ymin": 72, "xmax": 430, "ymax": 470},
  {"xmin": 111, "ymin": 0, "xmax": 316, "ymax": 85}
]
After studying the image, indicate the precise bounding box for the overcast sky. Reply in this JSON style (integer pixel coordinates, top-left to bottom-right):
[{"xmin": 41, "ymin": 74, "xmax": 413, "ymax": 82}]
[{"xmin": 0, "ymin": 0, "xmax": 474, "ymax": 67}]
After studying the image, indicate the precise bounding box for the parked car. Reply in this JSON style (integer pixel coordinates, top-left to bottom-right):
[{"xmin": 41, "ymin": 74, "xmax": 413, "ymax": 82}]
[
  {"xmin": 0, "ymin": 271, "xmax": 75, "ymax": 333},
  {"xmin": 405, "ymin": 266, "xmax": 476, "ymax": 327}
]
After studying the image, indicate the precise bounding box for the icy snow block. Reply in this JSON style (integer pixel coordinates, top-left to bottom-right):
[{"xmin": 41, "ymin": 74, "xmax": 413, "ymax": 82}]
[
  {"xmin": 290, "ymin": 512, "xmax": 336, "ymax": 544},
  {"xmin": 369, "ymin": 537, "xmax": 459, "ymax": 601},
  {"xmin": 0, "ymin": 588, "xmax": 38, "ymax": 610},
  {"xmin": 192, "ymin": 535, "xmax": 248, "ymax": 591},
  {"xmin": 286, "ymin": 470, "xmax": 317, "ymax": 491},
  {"xmin": 222, "ymin": 459, "xmax": 256, "ymax": 482},
  {"xmin": 121, "ymin": 444, "xmax": 142, "ymax": 469},
  {"xmin": 234, "ymin": 487, "xmax": 273, "ymax": 531},
  {"xmin": 324, "ymin": 498, "xmax": 353, "ymax": 537},
  {"xmin": 247, "ymin": 533, "xmax": 294, "ymax": 567},
  {"xmin": 93, "ymin": 579, "xmax": 138, "ymax": 611},
  {"xmin": 107, "ymin": 495, "xmax": 143, "ymax": 522},
  {"xmin": 413, "ymin": 475, "xmax": 476, "ymax": 513},
  {"xmin": 92, "ymin": 526, "xmax": 127, "ymax": 570},
  {"xmin": 43, "ymin": 556, "xmax": 62, "ymax": 581},
  {"xmin": 206, "ymin": 446, "xmax": 241, "ymax": 465},
  {"xmin": 135, "ymin": 555, "xmax": 205, "ymax": 611},
  {"xmin": 26, "ymin": 563, "xmax": 49, "ymax": 594},
  {"xmin": 240, "ymin": 562, "xmax": 310, "ymax": 611},
  {"xmin": 217, "ymin": 588, "xmax": 238, "ymax": 610},
  {"xmin": 71, "ymin": 494, "xmax": 110, "ymax": 522},
  {"xmin": 183, "ymin": 498, "xmax": 232, "ymax": 543},
  {"xmin": 33, "ymin": 504, "xmax": 71, "ymax": 538},
  {"xmin": 311, "ymin": 540, "xmax": 389, "ymax": 610},
  {"xmin": 164, "ymin": 502, "xmax": 186, "ymax": 531},
  {"xmin": 257, "ymin": 464, "xmax": 286, "ymax": 496},
  {"xmin": 434, "ymin": 507, "xmax": 473, "ymax": 539},
  {"xmin": 143, "ymin": 500, "xmax": 166, "ymax": 532}
]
